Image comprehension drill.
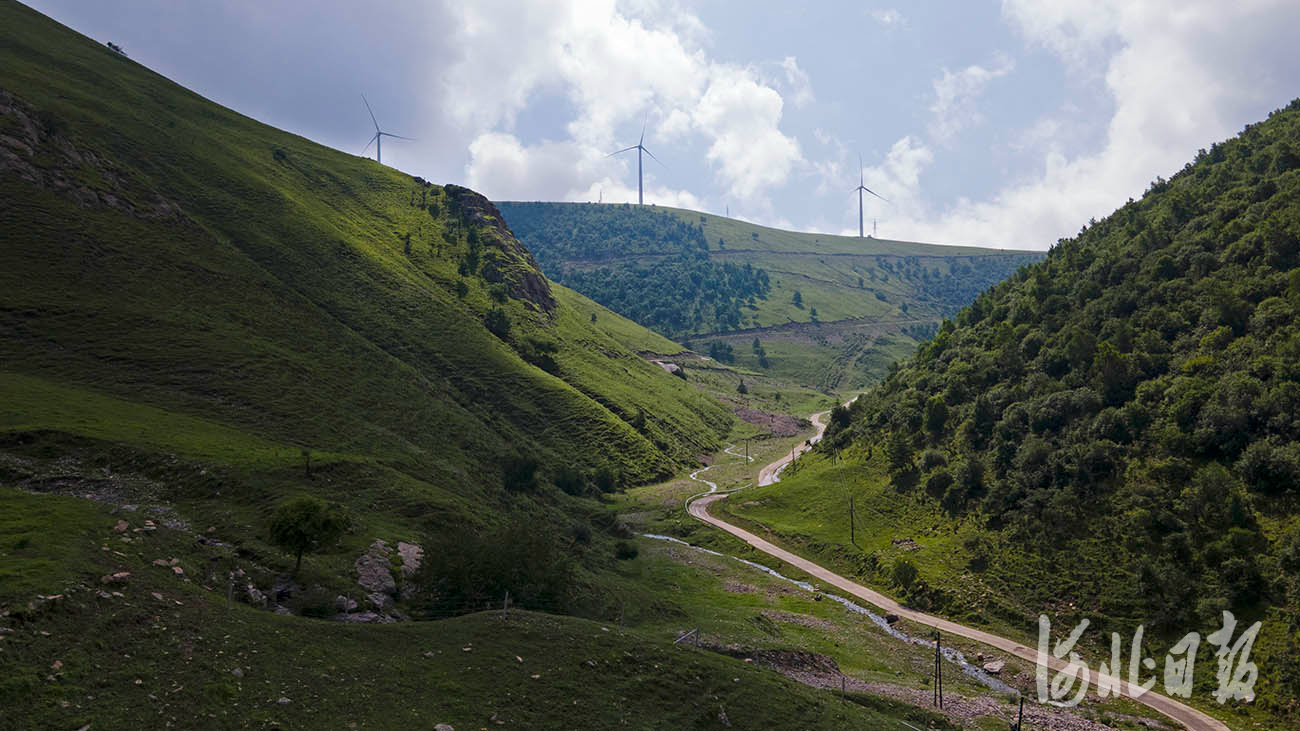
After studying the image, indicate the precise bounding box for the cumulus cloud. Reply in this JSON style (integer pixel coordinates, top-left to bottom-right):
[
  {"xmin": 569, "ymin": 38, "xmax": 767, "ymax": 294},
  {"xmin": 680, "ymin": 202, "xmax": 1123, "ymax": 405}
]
[
  {"xmin": 928, "ymin": 56, "xmax": 1015, "ymax": 143},
  {"xmin": 878, "ymin": 0, "xmax": 1300, "ymax": 249},
  {"xmin": 442, "ymin": 0, "xmax": 802, "ymax": 206}
]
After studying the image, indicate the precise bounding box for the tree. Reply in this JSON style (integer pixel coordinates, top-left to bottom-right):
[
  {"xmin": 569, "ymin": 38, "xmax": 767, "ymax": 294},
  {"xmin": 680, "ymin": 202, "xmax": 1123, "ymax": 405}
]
[
  {"xmin": 792, "ymin": 290, "xmax": 803, "ymax": 308},
  {"xmin": 752, "ymin": 337, "xmax": 762, "ymax": 353},
  {"xmin": 484, "ymin": 307, "xmax": 511, "ymax": 339},
  {"xmin": 269, "ymin": 496, "xmax": 349, "ymax": 574},
  {"xmin": 737, "ymin": 379, "xmax": 748, "ymax": 395},
  {"xmin": 809, "ymin": 307, "xmax": 819, "ymax": 323}
]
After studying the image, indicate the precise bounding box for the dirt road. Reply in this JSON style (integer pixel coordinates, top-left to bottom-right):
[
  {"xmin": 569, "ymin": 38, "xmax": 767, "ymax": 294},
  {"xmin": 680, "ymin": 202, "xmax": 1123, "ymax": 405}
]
[{"xmin": 688, "ymin": 411, "xmax": 1230, "ymax": 731}]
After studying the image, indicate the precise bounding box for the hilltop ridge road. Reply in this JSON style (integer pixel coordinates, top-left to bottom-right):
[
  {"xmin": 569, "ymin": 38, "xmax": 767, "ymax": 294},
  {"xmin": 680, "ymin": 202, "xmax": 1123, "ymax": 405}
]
[{"xmin": 688, "ymin": 406, "xmax": 1230, "ymax": 731}]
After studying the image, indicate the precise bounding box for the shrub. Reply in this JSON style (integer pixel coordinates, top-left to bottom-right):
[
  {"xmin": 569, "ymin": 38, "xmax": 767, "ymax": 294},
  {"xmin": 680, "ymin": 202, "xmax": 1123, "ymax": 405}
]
[
  {"xmin": 484, "ymin": 307, "xmax": 511, "ymax": 339},
  {"xmin": 502, "ymin": 456, "xmax": 540, "ymax": 492},
  {"xmin": 891, "ymin": 560, "xmax": 918, "ymax": 590},
  {"xmin": 615, "ymin": 541, "xmax": 639, "ymax": 560}
]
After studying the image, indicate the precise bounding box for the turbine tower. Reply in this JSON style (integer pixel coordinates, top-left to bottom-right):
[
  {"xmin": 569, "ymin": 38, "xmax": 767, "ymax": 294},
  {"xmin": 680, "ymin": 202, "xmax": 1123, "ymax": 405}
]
[
  {"xmin": 361, "ymin": 95, "xmax": 413, "ymax": 165},
  {"xmin": 608, "ymin": 122, "xmax": 663, "ymax": 205},
  {"xmin": 854, "ymin": 154, "xmax": 888, "ymax": 238}
]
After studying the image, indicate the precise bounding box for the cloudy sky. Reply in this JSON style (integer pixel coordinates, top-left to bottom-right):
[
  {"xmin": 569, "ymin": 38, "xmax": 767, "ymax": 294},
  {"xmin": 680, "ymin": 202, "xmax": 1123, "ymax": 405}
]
[{"xmin": 27, "ymin": 0, "xmax": 1300, "ymax": 250}]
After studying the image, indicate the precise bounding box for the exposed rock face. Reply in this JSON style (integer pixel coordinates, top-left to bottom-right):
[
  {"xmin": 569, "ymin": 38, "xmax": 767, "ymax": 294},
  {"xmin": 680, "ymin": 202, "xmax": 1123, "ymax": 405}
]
[
  {"xmin": 355, "ymin": 539, "xmax": 397, "ymax": 596},
  {"xmin": 0, "ymin": 90, "xmax": 186, "ymax": 222},
  {"xmin": 397, "ymin": 541, "xmax": 423, "ymax": 579},
  {"xmin": 443, "ymin": 184, "xmax": 555, "ymax": 313}
]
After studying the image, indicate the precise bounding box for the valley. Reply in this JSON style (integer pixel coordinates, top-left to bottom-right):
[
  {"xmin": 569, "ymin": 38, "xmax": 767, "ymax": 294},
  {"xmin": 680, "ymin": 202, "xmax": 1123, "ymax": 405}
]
[{"xmin": 3, "ymin": 2, "xmax": 1299, "ymax": 729}]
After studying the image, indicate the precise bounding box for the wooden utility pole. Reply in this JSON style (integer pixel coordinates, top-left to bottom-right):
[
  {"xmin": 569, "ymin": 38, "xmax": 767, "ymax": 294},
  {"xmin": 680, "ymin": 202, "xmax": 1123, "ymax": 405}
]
[
  {"xmin": 849, "ymin": 494, "xmax": 855, "ymax": 545},
  {"xmin": 1010, "ymin": 696, "xmax": 1023, "ymax": 730},
  {"xmin": 933, "ymin": 632, "xmax": 944, "ymax": 708}
]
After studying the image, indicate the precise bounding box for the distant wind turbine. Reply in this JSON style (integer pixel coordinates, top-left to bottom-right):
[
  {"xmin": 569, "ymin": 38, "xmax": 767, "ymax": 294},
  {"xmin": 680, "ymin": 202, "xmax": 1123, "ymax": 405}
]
[
  {"xmin": 607, "ymin": 121, "xmax": 664, "ymax": 205},
  {"xmin": 854, "ymin": 154, "xmax": 888, "ymax": 238},
  {"xmin": 360, "ymin": 95, "xmax": 413, "ymax": 165}
]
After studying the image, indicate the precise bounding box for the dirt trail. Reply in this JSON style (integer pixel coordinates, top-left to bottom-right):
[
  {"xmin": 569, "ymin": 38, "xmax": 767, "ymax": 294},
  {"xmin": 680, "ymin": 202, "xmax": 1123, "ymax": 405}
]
[{"xmin": 687, "ymin": 407, "xmax": 1229, "ymax": 731}]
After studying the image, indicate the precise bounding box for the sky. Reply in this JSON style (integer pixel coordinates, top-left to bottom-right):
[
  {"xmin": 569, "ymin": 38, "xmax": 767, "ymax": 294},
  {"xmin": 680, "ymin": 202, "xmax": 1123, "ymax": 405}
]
[{"xmin": 25, "ymin": 0, "xmax": 1300, "ymax": 250}]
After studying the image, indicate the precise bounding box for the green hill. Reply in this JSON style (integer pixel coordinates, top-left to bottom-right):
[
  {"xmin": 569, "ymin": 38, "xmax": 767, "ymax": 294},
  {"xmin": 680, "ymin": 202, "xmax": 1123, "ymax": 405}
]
[
  {"xmin": 497, "ymin": 201, "xmax": 1042, "ymax": 390},
  {"xmin": 0, "ymin": 0, "xmax": 748, "ymax": 631},
  {"xmin": 730, "ymin": 99, "xmax": 1300, "ymax": 727}
]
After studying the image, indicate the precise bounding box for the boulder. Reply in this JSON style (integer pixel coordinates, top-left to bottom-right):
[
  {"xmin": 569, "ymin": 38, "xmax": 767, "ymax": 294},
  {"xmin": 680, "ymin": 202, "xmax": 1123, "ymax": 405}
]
[
  {"xmin": 397, "ymin": 541, "xmax": 423, "ymax": 579},
  {"xmin": 355, "ymin": 540, "xmax": 396, "ymax": 595},
  {"xmin": 983, "ymin": 659, "xmax": 1005, "ymax": 675},
  {"xmin": 884, "ymin": 613, "xmax": 900, "ymax": 625}
]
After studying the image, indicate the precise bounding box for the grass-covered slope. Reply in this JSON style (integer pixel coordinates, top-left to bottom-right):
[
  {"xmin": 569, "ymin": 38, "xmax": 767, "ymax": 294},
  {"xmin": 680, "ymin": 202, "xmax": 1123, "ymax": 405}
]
[
  {"xmin": 786, "ymin": 98, "xmax": 1300, "ymax": 724},
  {"xmin": 498, "ymin": 201, "xmax": 1042, "ymax": 390},
  {"xmin": 0, "ymin": 489, "xmax": 949, "ymax": 731},
  {"xmin": 0, "ymin": 0, "xmax": 730, "ymax": 502}
]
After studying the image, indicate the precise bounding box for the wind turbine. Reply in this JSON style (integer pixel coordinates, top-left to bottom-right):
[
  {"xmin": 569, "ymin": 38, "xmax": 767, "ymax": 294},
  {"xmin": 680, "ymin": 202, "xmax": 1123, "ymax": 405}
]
[
  {"xmin": 854, "ymin": 154, "xmax": 888, "ymax": 238},
  {"xmin": 607, "ymin": 121, "xmax": 663, "ymax": 205},
  {"xmin": 360, "ymin": 95, "xmax": 413, "ymax": 165}
]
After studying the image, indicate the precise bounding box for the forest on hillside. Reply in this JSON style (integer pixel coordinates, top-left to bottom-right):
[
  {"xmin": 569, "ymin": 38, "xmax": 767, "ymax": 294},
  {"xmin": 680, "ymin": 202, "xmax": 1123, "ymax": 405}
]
[
  {"xmin": 498, "ymin": 202, "xmax": 773, "ymax": 337},
  {"xmin": 824, "ymin": 99, "xmax": 1300, "ymax": 712}
]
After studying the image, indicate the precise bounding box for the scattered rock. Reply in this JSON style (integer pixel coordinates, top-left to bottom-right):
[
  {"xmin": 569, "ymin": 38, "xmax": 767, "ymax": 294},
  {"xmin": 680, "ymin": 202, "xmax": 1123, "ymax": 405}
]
[
  {"xmin": 100, "ymin": 571, "xmax": 130, "ymax": 584},
  {"xmin": 983, "ymin": 659, "xmax": 1005, "ymax": 675},
  {"xmin": 151, "ymin": 592, "xmax": 164, "ymax": 602},
  {"xmin": 718, "ymin": 706, "xmax": 731, "ymax": 727},
  {"xmin": 890, "ymin": 538, "xmax": 921, "ymax": 551},
  {"xmin": 51, "ymin": 659, "xmax": 62, "ymax": 671},
  {"xmin": 113, "ymin": 520, "xmax": 129, "ymax": 532},
  {"xmin": 171, "ymin": 566, "xmax": 184, "ymax": 576},
  {"xmin": 335, "ymin": 595, "xmax": 358, "ymax": 613},
  {"xmin": 231, "ymin": 667, "xmax": 244, "ymax": 678},
  {"xmin": 435, "ymin": 725, "xmax": 455, "ymax": 731},
  {"xmin": 152, "ymin": 559, "xmax": 170, "ymax": 567},
  {"xmin": 366, "ymin": 591, "xmax": 393, "ymax": 611},
  {"xmin": 277, "ymin": 696, "xmax": 291, "ymax": 705}
]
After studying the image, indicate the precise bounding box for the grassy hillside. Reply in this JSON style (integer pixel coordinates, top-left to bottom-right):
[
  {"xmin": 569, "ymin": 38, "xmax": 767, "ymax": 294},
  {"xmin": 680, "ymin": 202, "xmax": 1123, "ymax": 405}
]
[
  {"xmin": 0, "ymin": 488, "xmax": 955, "ymax": 731},
  {"xmin": 0, "ymin": 0, "xmax": 734, "ymax": 508},
  {"xmin": 497, "ymin": 201, "xmax": 1042, "ymax": 390},
  {"xmin": 733, "ymin": 99, "xmax": 1300, "ymax": 727}
]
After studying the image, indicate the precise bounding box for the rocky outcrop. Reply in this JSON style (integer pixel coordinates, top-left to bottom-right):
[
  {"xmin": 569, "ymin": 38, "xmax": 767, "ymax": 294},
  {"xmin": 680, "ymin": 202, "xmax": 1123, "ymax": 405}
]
[
  {"xmin": 0, "ymin": 90, "xmax": 187, "ymax": 222},
  {"xmin": 444, "ymin": 184, "xmax": 556, "ymax": 313}
]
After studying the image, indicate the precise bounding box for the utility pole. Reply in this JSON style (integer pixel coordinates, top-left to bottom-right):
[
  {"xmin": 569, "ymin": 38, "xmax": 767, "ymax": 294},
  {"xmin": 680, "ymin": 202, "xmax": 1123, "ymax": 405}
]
[
  {"xmin": 1010, "ymin": 696, "xmax": 1023, "ymax": 730},
  {"xmin": 933, "ymin": 632, "xmax": 944, "ymax": 709},
  {"xmin": 849, "ymin": 494, "xmax": 855, "ymax": 545}
]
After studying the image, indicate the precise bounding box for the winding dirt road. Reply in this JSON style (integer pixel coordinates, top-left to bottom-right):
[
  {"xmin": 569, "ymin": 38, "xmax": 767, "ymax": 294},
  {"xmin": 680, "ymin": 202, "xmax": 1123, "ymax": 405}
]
[{"xmin": 687, "ymin": 410, "xmax": 1230, "ymax": 731}]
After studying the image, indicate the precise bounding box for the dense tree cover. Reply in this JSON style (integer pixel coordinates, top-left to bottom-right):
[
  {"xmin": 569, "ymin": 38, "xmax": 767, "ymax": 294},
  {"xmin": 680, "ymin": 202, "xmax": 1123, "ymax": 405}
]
[
  {"xmin": 827, "ymin": 100, "xmax": 1300, "ymax": 640},
  {"xmin": 498, "ymin": 202, "xmax": 771, "ymax": 337}
]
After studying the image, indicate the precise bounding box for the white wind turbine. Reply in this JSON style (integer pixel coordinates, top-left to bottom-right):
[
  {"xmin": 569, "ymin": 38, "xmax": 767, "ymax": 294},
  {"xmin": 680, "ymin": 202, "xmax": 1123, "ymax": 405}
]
[
  {"xmin": 607, "ymin": 121, "xmax": 664, "ymax": 205},
  {"xmin": 854, "ymin": 154, "xmax": 888, "ymax": 238},
  {"xmin": 360, "ymin": 95, "xmax": 413, "ymax": 165}
]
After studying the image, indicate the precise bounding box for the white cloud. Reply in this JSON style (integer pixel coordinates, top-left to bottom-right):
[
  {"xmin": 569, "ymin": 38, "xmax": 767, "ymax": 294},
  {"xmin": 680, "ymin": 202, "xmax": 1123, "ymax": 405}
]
[
  {"xmin": 875, "ymin": 0, "xmax": 1300, "ymax": 249},
  {"xmin": 779, "ymin": 56, "xmax": 815, "ymax": 108},
  {"xmin": 871, "ymin": 9, "xmax": 904, "ymax": 26},
  {"xmin": 928, "ymin": 56, "xmax": 1015, "ymax": 143},
  {"xmin": 440, "ymin": 0, "xmax": 803, "ymax": 207}
]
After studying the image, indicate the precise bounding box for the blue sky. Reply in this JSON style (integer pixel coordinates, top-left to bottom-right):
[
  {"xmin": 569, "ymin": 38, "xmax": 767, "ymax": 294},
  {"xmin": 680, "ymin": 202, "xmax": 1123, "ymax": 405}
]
[{"xmin": 26, "ymin": 0, "xmax": 1300, "ymax": 250}]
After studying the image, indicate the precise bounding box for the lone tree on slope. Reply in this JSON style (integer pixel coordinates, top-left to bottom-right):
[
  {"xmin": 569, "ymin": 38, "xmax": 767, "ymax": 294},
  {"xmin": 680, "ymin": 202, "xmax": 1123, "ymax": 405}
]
[{"xmin": 270, "ymin": 496, "xmax": 350, "ymax": 575}]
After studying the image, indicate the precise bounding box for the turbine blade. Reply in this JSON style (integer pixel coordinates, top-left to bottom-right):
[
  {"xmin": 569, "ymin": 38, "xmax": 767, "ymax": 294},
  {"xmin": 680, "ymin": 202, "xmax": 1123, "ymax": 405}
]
[
  {"xmin": 639, "ymin": 113, "xmax": 647, "ymax": 146},
  {"xmin": 862, "ymin": 186, "xmax": 889, "ymax": 203},
  {"xmin": 606, "ymin": 145, "xmax": 638, "ymax": 157},
  {"xmin": 381, "ymin": 133, "xmax": 416, "ymax": 141},
  {"xmin": 642, "ymin": 146, "xmax": 666, "ymax": 168},
  {"xmin": 362, "ymin": 133, "xmax": 378, "ymax": 156},
  {"xmin": 362, "ymin": 94, "xmax": 379, "ymax": 132}
]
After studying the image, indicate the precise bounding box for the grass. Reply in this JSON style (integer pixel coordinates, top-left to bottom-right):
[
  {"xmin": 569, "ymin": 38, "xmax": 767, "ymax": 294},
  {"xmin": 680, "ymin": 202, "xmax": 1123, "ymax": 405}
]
[
  {"xmin": 708, "ymin": 447, "xmax": 1288, "ymax": 730},
  {"xmin": 0, "ymin": 486, "xmax": 954, "ymax": 731}
]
